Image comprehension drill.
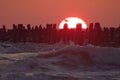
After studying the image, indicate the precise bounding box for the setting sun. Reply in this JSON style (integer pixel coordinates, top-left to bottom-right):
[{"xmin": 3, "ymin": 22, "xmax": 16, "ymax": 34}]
[{"xmin": 59, "ymin": 17, "xmax": 87, "ymax": 29}]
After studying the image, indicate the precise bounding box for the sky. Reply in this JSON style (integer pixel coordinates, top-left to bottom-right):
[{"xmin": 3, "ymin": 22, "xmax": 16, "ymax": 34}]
[{"xmin": 0, "ymin": 0, "xmax": 120, "ymax": 28}]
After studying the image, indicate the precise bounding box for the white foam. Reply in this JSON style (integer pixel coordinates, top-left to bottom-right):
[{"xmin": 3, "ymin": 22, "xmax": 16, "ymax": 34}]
[{"xmin": 0, "ymin": 42, "xmax": 120, "ymax": 79}]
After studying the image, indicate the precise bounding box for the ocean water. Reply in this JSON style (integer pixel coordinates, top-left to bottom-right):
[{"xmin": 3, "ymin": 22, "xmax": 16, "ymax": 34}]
[{"xmin": 0, "ymin": 43, "xmax": 120, "ymax": 80}]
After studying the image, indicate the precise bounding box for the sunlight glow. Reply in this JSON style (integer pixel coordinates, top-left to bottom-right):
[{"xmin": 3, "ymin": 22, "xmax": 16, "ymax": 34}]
[{"xmin": 59, "ymin": 17, "xmax": 87, "ymax": 29}]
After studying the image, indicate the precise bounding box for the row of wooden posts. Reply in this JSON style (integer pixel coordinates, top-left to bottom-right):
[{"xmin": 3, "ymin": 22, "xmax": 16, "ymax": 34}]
[{"xmin": 0, "ymin": 23, "xmax": 120, "ymax": 47}]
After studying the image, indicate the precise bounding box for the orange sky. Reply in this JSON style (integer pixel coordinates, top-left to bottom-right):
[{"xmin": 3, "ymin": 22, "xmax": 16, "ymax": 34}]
[{"xmin": 0, "ymin": 0, "xmax": 120, "ymax": 28}]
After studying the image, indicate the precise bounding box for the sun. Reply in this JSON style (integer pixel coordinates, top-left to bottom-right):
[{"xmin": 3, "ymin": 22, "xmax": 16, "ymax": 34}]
[{"xmin": 59, "ymin": 17, "xmax": 87, "ymax": 29}]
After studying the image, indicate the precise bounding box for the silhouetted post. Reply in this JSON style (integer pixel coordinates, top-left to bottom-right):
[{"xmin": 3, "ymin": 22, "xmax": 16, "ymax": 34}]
[
  {"xmin": 12, "ymin": 24, "xmax": 18, "ymax": 42},
  {"xmin": 26, "ymin": 24, "xmax": 32, "ymax": 42},
  {"xmin": 3, "ymin": 25, "xmax": 7, "ymax": 41},
  {"xmin": 75, "ymin": 23, "xmax": 83, "ymax": 45},
  {"xmin": 18, "ymin": 24, "xmax": 25, "ymax": 42},
  {"xmin": 0, "ymin": 25, "xmax": 7, "ymax": 42},
  {"xmin": 62, "ymin": 23, "xmax": 69, "ymax": 44},
  {"xmin": 35, "ymin": 25, "xmax": 39, "ymax": 43},
  {"xmin": 116, "ymin": 26, "xmax": 120, "ymax": 46},
  {"xmin": 57, "ymin": 28, "xmax": 63, "ymax": 43},
  {"xmin": 103, "ymin": 27, "xmax": 110, "ymax": 46},
  {"xmin": 88, "ymin": 23, "xmax": 94, "ymax": 44},
  {"xmin": 31, "ymin": 27, "xmax": 35, "ymax": 42},
  {"xmin": 31, "ymin": 25, "xmax": 39, "ymax": 43},
  {"xmin": 45, "ymin": 24, "xmax": 52, "ymax": 43},
  {"xmin": 6, "ymin": 29, "xmax": 12, "ymax": 42},
  {"xmin": 3, "ymin": 25, "xmax": 6, "ymax": 31},
  {"xmin": 69, "ymin": 28, "xmax": 75, "ymax": 43},
  {"xmin": 22, "ymin": 26, "xmax": 27, "ymax": 43},
  {"xmin": 110, "ymin": 27, "xmax": 115, "ymax": 43},
  {"xmin": 38, "ymin": 25, "xmax": 43, "ymax": 43},
  {"xmin": 42, "ymin": 27, "xmax": 46, "ymax": 43},
  {"xmin": 94, "ymin": 23, "xmax": 103, "ymax": 45},
  {"xmin": 50, "ymin": 24, "xmax": 57, "ymax": 44}
]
